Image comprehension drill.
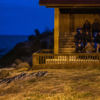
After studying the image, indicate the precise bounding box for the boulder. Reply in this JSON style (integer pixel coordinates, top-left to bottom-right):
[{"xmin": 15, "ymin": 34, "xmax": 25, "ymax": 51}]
[
  {"xmin": 17, "ymin": 62, "xmax": 30, "ymax": 69},
  {"xmin": 16, "ymin": 62, "xmax": 31, "ymax": 71},
  {"xmin": 0, "ymin": 70, "xmax": 10, "ymax": 79},
  {"xmin": 11, "ymin": 63, "xmax": 17, "ymax": 68},
  {"xmin": 21, "ymin": 56, "xmax": 32, "ymax": 66},
  {"xmin": 0, "ymin": 39, "xmax": 40, "ymax": 67},
  {"xmin": 14, "ymin": 59, "xmax": 23, "ymax": 65},
  {"xmin": 0, "ymin": 65, "xmax": 2, "ymax": 68}
]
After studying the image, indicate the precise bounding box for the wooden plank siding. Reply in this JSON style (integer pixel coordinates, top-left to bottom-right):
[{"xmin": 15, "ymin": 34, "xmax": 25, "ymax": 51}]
[
  {"xmin": 59, "ymin": 11, "xmax": 100, "ymax": 33},
  {"xmin": 74, "ymin": 14, "xmax": 100, "ymax": 31},
  {"xmin": 59, "ymin": 13, "xmax": 70, "ymax": 34},
  {"xmin": 58, "ymin": 10, "xmax": 100, "ymax": 54}
]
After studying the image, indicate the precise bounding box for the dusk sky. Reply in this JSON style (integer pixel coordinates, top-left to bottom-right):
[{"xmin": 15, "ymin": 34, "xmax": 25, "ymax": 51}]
[{"xmin": 0, "ymin": 0, "xmax": 54, "ymax": 35}]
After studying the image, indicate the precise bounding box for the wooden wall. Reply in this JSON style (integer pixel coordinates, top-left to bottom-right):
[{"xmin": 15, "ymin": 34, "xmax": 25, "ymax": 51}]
[
  {"xmin": 59, "ymin": 13, "xmax": 70, "ymax": 36},
  {"xmin": 59, "ymin": 12, "xmax": 100, "ymax": 34},
  {"xmin": 74, "ymin": 14, "xmax": 100, "ymax": 31}
]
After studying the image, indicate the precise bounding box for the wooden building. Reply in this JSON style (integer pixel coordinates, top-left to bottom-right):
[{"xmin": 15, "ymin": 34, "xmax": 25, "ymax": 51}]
[
  {"xmin": 39, "ymin": 0, "xmax": 100, "ymax": 54},
  {"xmin": 33, "ymin": 0, "xmax": 100, "ymax": 67}
]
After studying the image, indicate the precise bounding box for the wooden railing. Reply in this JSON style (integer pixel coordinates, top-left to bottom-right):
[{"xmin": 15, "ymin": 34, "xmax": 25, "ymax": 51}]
[{"xmin": 33, "ymin": 53, "xmax": 100, "ymax": 66}]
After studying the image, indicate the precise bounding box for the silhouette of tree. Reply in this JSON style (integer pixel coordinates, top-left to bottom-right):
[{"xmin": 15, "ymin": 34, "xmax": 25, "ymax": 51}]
[
  {"xmin": 28, "ymin": 35, "xmax": 36, "ymax": 41},
  {"xmin": 34, "ymin": 29, "xmax": 40, "ymax": 37}
]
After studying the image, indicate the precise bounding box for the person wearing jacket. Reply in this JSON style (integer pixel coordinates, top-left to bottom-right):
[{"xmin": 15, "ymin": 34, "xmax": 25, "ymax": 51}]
[
  {"xmin": 95, "ymin": 32, "xmax": 100, "ymax": 52},
  {"xmin": 83, "ymin": 20, "xmax": 91, "ymax": 33}
]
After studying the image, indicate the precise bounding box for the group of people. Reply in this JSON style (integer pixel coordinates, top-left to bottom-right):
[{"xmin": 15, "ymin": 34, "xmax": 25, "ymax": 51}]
[{"xmin": 75, "ymin": 19, "xmax": 100, "ymax": 53}]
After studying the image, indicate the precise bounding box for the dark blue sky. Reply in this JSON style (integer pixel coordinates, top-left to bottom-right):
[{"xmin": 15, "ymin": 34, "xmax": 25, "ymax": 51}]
[{"xmin": 0, "ymin": 0, "xmax": 54, "ymax": 35}]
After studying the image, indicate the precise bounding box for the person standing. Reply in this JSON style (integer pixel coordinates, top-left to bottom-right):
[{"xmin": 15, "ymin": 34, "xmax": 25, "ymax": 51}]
[
  {"xmin": 95, "ymin": 32, "xmax": 100, "ymax": 52},
  {"xmin": 75, "ymin": 29, "xmax": 84, "ymax": 52},
  {"xmin": 83, "ymin": 20, "xmax": 91, "ymax": 33},
  {"xmin": 92, "ymin": 19, "xmax": 100, "ymax": 37},
  {"xmin": 84, "ymin": 31, "xmax": 91, "ymax": 46}
]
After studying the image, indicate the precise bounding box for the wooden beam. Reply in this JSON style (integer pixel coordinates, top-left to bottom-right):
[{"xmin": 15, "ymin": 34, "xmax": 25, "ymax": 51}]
[
  {"xmin": 54, "ymin": 8, "xmax": 60, "ymax": 54},
  {"xmin": 40, "ymin": 4, "xmax": 100, "ymax": 8}
]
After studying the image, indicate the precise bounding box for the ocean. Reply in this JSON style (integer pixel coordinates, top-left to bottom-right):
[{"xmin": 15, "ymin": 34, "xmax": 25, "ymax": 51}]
[{"xmin": 0, "ymin": 35, "xmax": 28, "ymax": 58}]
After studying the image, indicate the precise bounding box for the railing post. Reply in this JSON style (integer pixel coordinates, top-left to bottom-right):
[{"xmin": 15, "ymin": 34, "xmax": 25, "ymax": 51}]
[{"xmin": 33, "ymin": 53, "xmax": 39, "ymax": 66}]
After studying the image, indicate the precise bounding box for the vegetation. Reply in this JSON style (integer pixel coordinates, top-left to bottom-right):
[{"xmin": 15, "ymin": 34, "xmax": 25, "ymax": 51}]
[
  {"xmin": 0, "ymin": 70, "xmax": 10, "ymax": 79},
  {"xmin": 0, "ymin": 68, "xmax": 100, "ymax": 100},
  {"xmin": 0, "ymin": 28, "xmax": 54, "ymax": 67}
]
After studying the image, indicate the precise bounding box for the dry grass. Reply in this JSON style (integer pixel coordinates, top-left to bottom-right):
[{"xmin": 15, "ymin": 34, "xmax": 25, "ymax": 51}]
[{"xmin": 0, "ymin": 68, "xmax": 100, "ymax": 100}]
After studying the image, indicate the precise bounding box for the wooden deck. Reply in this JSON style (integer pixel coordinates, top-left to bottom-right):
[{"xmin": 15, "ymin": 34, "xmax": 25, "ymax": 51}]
[{"xmin": 33, "ymin": 52, "xmax": 100, "ymax": 67}]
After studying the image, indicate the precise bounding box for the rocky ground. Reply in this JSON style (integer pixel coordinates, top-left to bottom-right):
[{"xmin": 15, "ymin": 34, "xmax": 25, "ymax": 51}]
[
  {"xmin": 0, "ymin": 30, "xmax": 54, "ymax": 68},
  {"xmin": 0, "ymin": 68, "xmax": 100, "ymax": 100},
  {"xmin": 0, "ymin": 40, "xmax": 37, "ymax": 67}
]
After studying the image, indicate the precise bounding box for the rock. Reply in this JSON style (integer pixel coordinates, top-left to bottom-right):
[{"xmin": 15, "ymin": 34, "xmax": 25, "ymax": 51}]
[
  {"xmin": 0, "ymin": 70, "xmax": 10, "ymax": 79},
  {"xmin": 0, "ymin": 40, "xmax": 39, "ymax": 67},
  {"xmin": 11, "ymin": 63, "xmax": 17, "ymax": 68},
  {"xmin": 17, "ymin": 62, "xmax": 30, "ymax": 68},
  {"xmin": 21, "ymin": 56, "xmax": 32, "ymax": 66},
  {"xmin": 0, "ymin": 30, "xmax": 53, "ymax": 67},
  {"xmin": 0, "ymin": 65, "xmax": 2, "ymax": 68},
  {"xmin": 0, "ymin": 72, "xmax": 27, "ymax": 84},
  {"xmin": 0, "ymin": 71, "xmax": 48, "ymax": 85},
  {"xmin": 16, "ymin": 62, "xmax": 30, "ymax": 71},
  {"xmin": 14, "ymin": 59, "xmax": 23, "ymax": 65},
  {"xmin": 35, "ymin": 71, "xmax": 48, "ymax": 77}
]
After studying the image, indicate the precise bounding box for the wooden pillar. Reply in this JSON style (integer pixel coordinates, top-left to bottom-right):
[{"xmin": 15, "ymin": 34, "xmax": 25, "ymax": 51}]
[
  {"xmin": 33, "ymin": 53, "xmax": 39, "ymax": 66},
  {"xmin": 54, "ymin": 8, "xmax": 60, "ymax": 54}
]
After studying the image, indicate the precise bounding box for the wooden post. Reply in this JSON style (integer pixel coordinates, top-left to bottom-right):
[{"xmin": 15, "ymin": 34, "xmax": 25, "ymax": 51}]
[
  {"xmin": 54, "ymin": 8, "xmax": 60, "ymax": 54},
  {"xmin": 33, "ymin": 53, "xmax": 39, "ymax": 66}
]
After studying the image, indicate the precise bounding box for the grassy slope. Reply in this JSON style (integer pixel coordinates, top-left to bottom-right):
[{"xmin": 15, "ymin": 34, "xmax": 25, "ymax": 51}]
[{"xmin": 0, "ymin": 69, "xmax": 100, "ymax": 100}]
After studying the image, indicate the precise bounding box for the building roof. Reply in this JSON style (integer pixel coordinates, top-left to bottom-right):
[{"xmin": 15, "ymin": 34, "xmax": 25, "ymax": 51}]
[{"xmin": 39, "ymin": 0, "xmax": 100, "ymax": 7}]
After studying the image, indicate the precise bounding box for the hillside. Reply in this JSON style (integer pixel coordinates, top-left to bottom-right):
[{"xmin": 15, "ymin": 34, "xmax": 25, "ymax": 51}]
[{"xmin": 0, "ymin": 68, "xmax": 100, "ymax": 100}]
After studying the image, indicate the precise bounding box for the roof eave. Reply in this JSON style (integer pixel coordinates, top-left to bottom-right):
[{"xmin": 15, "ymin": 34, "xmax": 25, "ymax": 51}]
[{"xmin": 39, "ymin": 3, "xmax": 100, "ymax": 8}]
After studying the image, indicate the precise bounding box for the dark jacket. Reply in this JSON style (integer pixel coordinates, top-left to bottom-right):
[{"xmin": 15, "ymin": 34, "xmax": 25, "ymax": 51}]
[
  {"xmin": 84, "ymin": 34, "xmax": 91, "ymax": 43},
  {"xmin": 96, "ymin": 34, "xmax": 100, "ymax": 43},
  {"xmin": 92, "ymin": 22, "xmax": 100, "ymax": 33},
  {"xmin": 83, "ymin": 22, "xmax": 91, "ymax": 32},
  {"xmin": 78, "ymin": 33, "xmax": 85, "ymax": 42}
]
